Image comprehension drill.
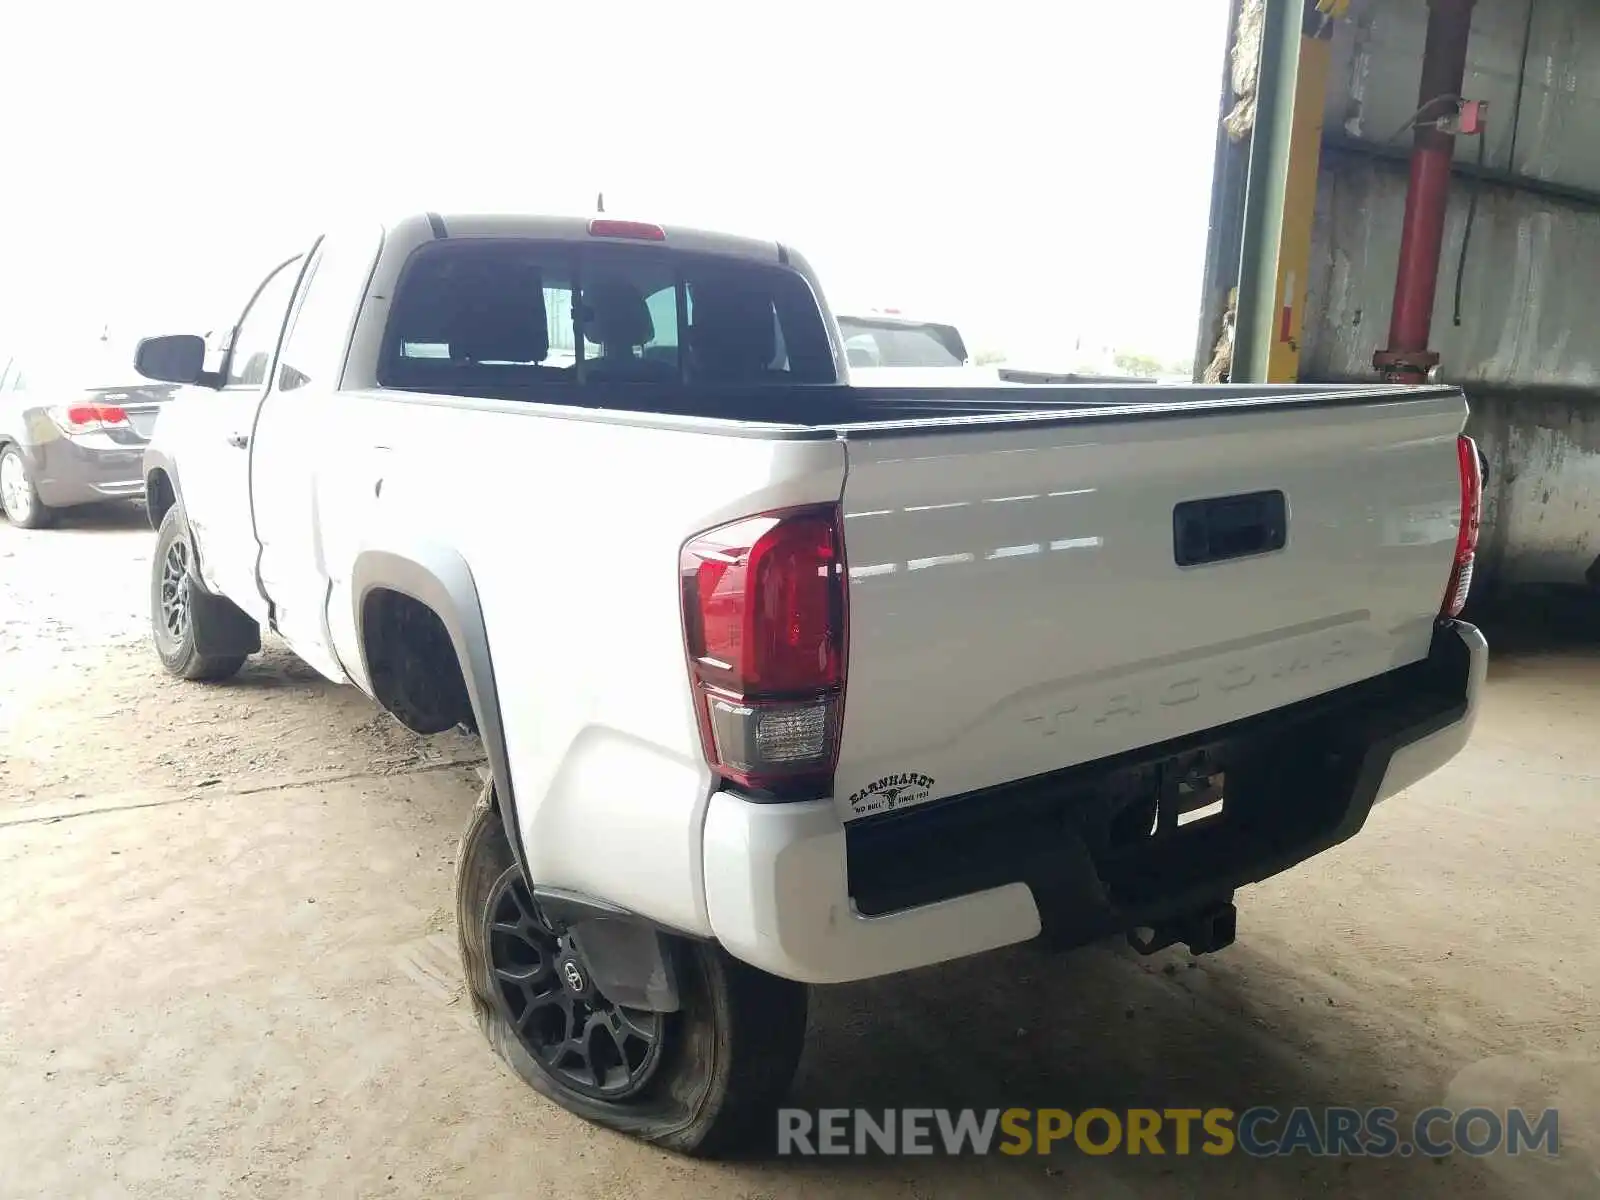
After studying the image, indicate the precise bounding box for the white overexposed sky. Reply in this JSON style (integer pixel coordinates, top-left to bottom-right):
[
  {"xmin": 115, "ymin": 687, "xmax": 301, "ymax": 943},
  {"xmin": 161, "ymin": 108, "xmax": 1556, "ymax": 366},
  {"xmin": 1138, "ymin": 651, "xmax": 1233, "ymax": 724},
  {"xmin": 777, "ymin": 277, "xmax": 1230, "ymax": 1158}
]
[{"xmin": 0, "ymin": 0, "xmax": 1231, "ymax": 368}]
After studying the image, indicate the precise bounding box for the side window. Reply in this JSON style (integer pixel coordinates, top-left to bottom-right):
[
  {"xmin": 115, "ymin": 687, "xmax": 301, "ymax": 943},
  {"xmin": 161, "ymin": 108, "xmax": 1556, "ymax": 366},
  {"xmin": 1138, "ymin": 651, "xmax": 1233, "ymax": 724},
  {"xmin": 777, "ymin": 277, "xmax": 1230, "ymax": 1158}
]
[
  {"xmin": 225, "ymin": 258, "xmax": 303, "ymax": 389},
  {"xmin": 276, "ymin": 226, "xmax": 383, "ymax": 392}
]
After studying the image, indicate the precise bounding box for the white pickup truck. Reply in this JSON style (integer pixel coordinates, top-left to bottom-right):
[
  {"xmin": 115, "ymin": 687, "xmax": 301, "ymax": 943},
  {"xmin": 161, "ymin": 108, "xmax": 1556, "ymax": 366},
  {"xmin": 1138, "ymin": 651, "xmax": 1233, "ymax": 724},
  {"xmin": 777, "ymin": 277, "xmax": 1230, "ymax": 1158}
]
[{"xmin": 135, "ymin": 211, "xmax": 1487, "ymax": 1156}]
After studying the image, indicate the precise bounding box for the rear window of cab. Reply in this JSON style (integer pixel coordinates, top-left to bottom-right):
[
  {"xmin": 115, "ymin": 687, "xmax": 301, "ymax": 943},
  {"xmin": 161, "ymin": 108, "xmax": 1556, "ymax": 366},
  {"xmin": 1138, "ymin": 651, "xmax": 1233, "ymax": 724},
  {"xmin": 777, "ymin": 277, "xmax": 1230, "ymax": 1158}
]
[{"xmin": 378, "ymin": 239, "xmax": 839, "ymax": 392}]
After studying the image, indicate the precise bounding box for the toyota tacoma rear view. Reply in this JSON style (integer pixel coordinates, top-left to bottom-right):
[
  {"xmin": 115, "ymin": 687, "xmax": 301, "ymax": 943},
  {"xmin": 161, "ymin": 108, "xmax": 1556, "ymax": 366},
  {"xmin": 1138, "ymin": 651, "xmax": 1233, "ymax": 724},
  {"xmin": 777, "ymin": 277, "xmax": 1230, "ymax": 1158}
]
[{"xmin": 132, "ymin": 210, "xmax": 1487, "ymax": 1155}]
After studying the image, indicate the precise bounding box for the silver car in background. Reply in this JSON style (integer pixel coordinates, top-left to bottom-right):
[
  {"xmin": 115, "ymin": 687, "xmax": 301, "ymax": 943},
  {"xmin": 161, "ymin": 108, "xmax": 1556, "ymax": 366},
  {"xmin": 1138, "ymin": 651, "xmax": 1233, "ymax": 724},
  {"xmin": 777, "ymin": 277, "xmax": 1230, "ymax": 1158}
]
[{"xmin": 0, "ymin": 343, "xmax": 176, "ymax": 528}]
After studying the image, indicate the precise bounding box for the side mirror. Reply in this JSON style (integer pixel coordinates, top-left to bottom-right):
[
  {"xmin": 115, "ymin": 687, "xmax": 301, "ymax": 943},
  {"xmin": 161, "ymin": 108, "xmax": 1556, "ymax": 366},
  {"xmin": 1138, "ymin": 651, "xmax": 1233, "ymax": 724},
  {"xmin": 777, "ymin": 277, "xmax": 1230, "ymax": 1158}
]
[{"xmin": 134, "ymin": 334, "xmax": 208, "ymax": 385}]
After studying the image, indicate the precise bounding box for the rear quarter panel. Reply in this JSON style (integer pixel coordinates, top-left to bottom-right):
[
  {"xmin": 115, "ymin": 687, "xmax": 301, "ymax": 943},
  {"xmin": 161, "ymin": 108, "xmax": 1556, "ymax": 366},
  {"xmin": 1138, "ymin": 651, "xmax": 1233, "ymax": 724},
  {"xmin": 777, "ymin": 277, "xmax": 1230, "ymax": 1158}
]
[{"xmin": 324, "ymin": 391, "xmax": 848, "ymax": 934}]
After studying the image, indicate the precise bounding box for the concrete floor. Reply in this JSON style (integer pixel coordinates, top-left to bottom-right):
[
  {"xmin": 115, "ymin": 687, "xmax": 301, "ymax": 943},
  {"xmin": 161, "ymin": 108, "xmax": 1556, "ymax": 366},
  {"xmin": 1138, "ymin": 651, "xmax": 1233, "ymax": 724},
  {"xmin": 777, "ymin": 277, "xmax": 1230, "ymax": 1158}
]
[{"xmin": 2, "ymin": 505, "xmax": 1597, "ymax": 1199}]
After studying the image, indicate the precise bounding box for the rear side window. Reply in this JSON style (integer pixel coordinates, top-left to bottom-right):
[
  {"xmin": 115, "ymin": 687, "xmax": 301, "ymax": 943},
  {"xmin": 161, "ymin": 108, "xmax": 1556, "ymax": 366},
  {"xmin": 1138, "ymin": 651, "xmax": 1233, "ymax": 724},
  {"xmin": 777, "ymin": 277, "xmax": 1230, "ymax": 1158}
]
[{"xmin": 377, "ymin": 240, "xmax": 837, "ymax": 393}]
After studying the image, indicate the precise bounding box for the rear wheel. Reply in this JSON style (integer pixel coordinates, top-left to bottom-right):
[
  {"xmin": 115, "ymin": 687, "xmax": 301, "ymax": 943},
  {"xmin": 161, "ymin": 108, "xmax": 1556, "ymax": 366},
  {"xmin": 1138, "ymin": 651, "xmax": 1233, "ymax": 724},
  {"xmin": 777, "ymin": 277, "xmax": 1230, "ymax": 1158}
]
[
  {"xmin": 0, "ymin": 444, "xmax": 52, "ymax": 529},
  {"xmin": 456, "ymin": 789, "xmax": 809, "ymax": 1156},
  {"xmin": 151, "ymin": 506, "xmax": 248, "ymax": 682}
]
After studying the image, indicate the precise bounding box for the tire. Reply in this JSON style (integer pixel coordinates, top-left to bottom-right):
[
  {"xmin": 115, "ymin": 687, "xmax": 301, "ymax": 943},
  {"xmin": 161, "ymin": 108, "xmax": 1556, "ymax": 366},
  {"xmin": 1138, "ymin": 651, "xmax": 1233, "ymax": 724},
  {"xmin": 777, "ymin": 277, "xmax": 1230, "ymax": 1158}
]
[
  {"xmin": 151, "ymin": 506, "xmax": 248, "ymax": 682},
  {"xmin": 456, "ymin": 788, "xmax": 809, "ymax": 1157},
  {"xmin": 0, "ymin": 444, "xmax": 53, "ymax": 529}
]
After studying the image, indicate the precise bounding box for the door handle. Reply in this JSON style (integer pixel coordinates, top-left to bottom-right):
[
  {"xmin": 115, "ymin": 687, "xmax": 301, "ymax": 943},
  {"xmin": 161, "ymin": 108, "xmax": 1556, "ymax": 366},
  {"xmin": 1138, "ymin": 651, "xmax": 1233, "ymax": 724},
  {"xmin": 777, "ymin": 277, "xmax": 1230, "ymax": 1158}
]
[
  {"xmin": 1173, "ymin": 490, "xmax": 1287, "ymax": 566},
  {"xmin": 226, "ymin": 432, "xmax": 250, "ymax": 449}
]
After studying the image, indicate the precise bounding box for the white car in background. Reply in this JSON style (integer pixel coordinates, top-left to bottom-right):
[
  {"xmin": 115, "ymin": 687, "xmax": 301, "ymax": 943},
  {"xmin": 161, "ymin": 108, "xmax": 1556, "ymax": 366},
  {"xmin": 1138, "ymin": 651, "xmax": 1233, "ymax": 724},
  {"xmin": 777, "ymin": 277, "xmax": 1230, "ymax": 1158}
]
[
  {"xmin": 836, "ymin": 308, "xmax": 1147, "ymax": 386},
  {"xmin": 835, "ymin": 308, "xmax": 1008, "ymax": 387},
  {"xmin": 837, "ymin": 309, "xmax": 972, "ymax": 367}
]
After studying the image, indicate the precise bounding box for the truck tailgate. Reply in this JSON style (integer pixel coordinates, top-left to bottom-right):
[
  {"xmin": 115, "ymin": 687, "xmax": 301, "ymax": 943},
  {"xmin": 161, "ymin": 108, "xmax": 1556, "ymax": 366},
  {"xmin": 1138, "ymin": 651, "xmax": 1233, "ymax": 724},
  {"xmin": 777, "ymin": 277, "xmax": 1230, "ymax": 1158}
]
[{"xmin": 833, "ymin": 390, "xmax": 1467, "ymax": 820}]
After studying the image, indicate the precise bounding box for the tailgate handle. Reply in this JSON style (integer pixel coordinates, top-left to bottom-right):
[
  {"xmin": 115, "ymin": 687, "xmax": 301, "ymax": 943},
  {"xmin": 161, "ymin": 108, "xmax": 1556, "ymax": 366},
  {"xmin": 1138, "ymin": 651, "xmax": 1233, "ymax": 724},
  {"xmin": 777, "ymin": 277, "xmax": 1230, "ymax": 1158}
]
[{"xmin": 1173, "ymin": 490, "xmax": 1286, "ymax": 567}]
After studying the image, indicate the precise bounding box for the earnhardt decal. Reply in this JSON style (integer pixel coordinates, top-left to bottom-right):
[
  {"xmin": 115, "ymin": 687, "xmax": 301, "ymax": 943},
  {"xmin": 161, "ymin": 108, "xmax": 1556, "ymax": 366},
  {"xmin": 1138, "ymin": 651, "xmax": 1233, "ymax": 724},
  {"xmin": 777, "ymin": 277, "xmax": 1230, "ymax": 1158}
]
[{"xmin": 848, "ymin": 773, "xmax": 936, "ymax": 817}]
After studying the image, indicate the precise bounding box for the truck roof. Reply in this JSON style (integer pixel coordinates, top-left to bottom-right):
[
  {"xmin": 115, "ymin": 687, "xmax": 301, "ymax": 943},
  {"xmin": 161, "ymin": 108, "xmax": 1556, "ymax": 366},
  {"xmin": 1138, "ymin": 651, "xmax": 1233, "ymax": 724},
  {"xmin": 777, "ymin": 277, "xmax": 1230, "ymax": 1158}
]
[{"xmin": 381, "ymin": 211, "xmax": 791, "ymax": 268}]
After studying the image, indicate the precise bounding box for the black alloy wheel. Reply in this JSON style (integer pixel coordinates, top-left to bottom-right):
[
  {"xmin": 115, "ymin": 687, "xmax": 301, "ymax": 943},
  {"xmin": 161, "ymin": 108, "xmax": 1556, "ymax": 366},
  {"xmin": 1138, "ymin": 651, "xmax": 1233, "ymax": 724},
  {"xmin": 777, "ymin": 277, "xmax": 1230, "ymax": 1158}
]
[{"xmin": 483, "ymin": 868, "xmax": 667, "ymax": 1101}]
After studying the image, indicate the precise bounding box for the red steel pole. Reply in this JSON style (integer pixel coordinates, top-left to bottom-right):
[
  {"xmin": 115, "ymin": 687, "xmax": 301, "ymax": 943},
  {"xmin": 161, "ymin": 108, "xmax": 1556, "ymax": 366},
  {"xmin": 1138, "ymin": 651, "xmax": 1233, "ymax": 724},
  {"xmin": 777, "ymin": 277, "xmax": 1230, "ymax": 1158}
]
[{"xmin": 1375, "ymin": 0, "xmax": 1477, "ymax": 384}]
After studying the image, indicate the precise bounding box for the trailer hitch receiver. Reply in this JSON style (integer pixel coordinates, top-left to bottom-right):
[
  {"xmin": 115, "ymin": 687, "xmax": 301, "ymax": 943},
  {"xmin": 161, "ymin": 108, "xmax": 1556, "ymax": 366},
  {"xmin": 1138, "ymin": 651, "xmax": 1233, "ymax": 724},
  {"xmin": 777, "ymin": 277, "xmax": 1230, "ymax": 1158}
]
[{"xmin": 1128, "ymin": 900, "xmax": 1238, "ymax": 957}]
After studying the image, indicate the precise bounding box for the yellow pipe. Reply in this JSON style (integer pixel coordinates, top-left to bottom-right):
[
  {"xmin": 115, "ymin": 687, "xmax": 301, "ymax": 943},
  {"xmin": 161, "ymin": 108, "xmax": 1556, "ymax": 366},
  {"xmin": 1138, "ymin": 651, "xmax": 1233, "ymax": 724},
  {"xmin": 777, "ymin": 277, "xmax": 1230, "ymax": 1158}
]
[{"xmin": 1264, "ymin": 10, "xmax": 1334, "ymax": 383}]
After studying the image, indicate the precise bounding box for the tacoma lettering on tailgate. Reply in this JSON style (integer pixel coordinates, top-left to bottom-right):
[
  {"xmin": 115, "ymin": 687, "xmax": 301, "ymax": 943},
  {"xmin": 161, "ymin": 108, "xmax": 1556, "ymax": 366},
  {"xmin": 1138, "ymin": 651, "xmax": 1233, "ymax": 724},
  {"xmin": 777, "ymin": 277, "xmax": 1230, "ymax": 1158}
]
[{"xmin": 1023, "ymin": 634, "xmax": 1361, "ymax": 739}]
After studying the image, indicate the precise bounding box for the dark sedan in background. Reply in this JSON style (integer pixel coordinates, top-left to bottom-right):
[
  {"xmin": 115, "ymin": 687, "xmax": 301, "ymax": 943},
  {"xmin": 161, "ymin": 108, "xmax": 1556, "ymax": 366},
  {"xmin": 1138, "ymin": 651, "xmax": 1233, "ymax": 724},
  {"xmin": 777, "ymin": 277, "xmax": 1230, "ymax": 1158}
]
[{"xmin": 0, "ymin": 343, "xmax": 176, "ymax": 528}]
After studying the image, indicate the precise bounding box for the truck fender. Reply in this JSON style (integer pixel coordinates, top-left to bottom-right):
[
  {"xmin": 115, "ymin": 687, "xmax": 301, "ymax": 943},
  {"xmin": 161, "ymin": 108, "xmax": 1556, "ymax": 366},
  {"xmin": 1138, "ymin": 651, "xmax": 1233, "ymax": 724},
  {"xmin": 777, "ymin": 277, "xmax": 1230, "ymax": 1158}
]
[
  {"xmin": 350, "ymin": 543, "xmax": 690, "ymax": 1011},
  {"xmin": 350, "ymin": 544, "xmax": 528, "ymax": 878},
  {"xmin": 142, "ymin": 446, "xmax": 185, "ymax": 533}
]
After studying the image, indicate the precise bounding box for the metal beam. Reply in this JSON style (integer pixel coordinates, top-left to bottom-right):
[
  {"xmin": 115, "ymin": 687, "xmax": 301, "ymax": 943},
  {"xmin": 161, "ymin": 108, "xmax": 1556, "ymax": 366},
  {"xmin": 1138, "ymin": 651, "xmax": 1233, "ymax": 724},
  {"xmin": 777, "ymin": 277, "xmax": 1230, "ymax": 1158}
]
[
  {"xmin": 1232, "ymin": 0, "xmax": 1337, "ymax": 384},
  {"xmin": 1321, "ymin": 135, "xmax": 1600, "ymax": 214}
]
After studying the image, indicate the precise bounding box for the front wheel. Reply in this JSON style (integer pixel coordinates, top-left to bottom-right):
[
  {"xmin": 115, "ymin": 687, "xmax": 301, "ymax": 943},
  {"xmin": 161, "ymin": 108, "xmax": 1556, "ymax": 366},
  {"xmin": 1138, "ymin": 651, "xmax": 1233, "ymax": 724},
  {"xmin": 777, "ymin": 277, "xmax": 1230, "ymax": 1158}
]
[
  {"xmin": 455, "ymin": 791, "xmax": 809, "ymax": 1156},
  {"xmin": 0, "ymin": 444, "xmax": 53, "ymax": 528},
  {"xmin": 151, "ymin": 506, "xmax": 248, "ymax": 682}
]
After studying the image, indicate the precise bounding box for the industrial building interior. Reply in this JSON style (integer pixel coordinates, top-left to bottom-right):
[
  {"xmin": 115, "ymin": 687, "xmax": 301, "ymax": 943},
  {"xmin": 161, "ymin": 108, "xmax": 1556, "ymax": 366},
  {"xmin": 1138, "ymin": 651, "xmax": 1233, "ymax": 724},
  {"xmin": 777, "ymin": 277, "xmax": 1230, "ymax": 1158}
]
[
  {"xmin": 1207, "ymin": 0, "xmax": 1600, "ymax": 606},
  {"xmin": 0, "ymin": 1, "xmax": 1596, "ymax": 1197}
]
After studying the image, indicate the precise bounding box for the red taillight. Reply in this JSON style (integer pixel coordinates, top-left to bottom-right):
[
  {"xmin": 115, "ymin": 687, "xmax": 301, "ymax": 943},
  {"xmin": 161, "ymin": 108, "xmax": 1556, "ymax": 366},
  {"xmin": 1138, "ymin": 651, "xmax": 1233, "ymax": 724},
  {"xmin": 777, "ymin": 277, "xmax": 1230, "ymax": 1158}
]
[
  {"xmin": 51, "ymin": 402, "xmax": 129, "ymax": 433},
  {"xmin": 680, "ymin": 506, "xmax": 847, "ymax": 793},
  {"xmin": 588, "ymin": 218, "xmax": 666, "ymax": 242},
  {"xmin": 1443, "ymin": 434, "xmax": 1482, "ymax": 618}
]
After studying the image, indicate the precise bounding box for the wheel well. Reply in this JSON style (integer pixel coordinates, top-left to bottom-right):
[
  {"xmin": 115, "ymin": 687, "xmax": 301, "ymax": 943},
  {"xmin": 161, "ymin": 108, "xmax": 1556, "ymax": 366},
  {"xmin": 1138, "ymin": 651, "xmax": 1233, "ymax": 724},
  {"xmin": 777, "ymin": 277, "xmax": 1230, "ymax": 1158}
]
[
  {"xmin": 361, "ymin": 587, "xmax": 476, "ymax": 735},
  {"xmin": 146, "ymin": 469, "xmax": 177, "ymax": 530}
]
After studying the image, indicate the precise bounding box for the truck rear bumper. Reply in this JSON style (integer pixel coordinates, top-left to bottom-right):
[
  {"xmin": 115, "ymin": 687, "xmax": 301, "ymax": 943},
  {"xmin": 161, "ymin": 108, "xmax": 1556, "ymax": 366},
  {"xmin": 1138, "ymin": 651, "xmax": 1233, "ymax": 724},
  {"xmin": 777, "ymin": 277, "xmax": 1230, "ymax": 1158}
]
[
  {"xmin": 1371, "ymin": 621, "xmax": 1487, "ymax": 801},
  {"xmin": 702, "ymin": 620, "xmax": 1486, "ymax": 985}
]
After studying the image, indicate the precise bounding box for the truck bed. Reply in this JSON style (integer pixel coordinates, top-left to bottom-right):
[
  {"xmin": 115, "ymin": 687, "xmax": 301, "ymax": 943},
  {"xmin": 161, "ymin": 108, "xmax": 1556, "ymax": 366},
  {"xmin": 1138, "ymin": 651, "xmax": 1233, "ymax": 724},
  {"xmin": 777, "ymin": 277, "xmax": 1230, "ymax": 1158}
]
[
  {"xmin": 367, "ymin": 372, "xmax": 1468, "ymax": 832},
  {"xmin": 381, "ymin": 379, "xmax": 1462, "ymax": 437}
]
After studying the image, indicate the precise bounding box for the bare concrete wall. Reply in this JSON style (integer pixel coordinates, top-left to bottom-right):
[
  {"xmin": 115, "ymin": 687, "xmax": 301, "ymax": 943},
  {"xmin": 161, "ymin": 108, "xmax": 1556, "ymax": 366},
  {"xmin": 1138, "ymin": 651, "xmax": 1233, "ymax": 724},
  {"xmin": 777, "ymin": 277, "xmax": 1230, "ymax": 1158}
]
[
  {"xmin": 1306, "ymin": 0, "xmax": 1600, "ymax": 384},
  {"xmin": 1467, "ymin": 384, "xmax": 1600, "ymax": 590},
  {"xmin": 1302, "ymin": 151, "xmax": 1600, "ymax": 386},
  {"xmin": 1303, "ymin": 0, "xmax": 1600, "ymax": 591},
  {"xmin": 1325, "ymin": 0, "xmax": 1600, "ymax": 186}
]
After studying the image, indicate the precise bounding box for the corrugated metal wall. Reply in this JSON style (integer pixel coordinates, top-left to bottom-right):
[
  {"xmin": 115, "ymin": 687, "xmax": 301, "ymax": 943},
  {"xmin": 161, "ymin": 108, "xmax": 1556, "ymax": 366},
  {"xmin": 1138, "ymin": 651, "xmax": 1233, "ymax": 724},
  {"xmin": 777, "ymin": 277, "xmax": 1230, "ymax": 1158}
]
[{"xmin": 1303, "ymin": 0, "xmax": 1600, "ymax": 591}]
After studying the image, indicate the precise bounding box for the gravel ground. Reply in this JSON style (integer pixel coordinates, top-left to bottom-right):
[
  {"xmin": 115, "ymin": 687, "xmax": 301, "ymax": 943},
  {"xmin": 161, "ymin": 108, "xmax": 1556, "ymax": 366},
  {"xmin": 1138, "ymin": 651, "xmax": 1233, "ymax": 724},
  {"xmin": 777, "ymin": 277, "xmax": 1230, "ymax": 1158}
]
[{"xmin": 1, "ymin": 505, "xmax": 1596, "ymax": 1199}]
